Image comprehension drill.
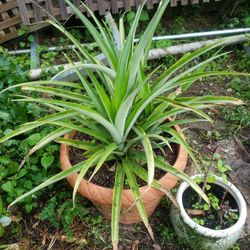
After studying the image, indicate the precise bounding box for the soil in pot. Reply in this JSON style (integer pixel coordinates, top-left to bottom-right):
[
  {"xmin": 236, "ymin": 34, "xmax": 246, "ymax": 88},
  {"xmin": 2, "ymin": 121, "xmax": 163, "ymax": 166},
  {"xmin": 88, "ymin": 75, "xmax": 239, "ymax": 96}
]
[
  {"xmin": 69, "ymin": 132, "xmax": 177, "ymax": 188},
  {"xmin": 183, "ymin": 183, "xmax": 240, "ymax": 230}
]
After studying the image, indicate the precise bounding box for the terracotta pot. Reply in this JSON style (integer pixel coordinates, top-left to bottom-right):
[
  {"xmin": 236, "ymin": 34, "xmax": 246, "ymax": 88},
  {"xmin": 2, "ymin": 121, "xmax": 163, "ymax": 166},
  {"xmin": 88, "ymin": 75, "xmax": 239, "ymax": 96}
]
[{"xmin": 60, "ymin": 124, "xmax": 188, "ymax": 224}]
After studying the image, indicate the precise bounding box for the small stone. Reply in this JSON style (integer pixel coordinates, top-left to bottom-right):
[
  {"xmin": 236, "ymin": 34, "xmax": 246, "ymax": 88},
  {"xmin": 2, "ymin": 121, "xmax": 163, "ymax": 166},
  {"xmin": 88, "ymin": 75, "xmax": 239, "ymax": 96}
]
[
  {"xmin": 192, "ymin": 140, "xmax": 198, "ymax": 145},
  {"xmin": 51, "ymin": 37, "xmax": 57, "ymax": 43},
  {"xmin": 0, "ymin": 216, "xmax": 12, "ymax": 227},
  {"xmin": 153, "ymin": 244, "xmax": 161, "ymax": 250}
]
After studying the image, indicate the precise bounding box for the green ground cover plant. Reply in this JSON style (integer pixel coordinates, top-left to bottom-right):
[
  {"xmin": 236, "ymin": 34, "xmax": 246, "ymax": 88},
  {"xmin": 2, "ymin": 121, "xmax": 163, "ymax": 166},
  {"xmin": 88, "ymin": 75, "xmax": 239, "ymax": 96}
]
[
  {"xmin": 1, "ymin": 0, "xmax": 248, "ymax": 248},
  {"xmin": 0, "ymin": 47, "xmax": 61, "ymax": 236},
  {"xmin": 1, "ymin": 1, "xmax": 250, "ymax": 248}
]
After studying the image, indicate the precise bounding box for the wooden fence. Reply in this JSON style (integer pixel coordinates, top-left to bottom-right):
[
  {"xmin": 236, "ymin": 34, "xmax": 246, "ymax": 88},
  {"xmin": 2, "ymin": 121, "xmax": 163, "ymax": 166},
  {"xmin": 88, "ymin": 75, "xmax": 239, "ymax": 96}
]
[{"xmin": 0, "ymin": 0, "xmax": 221, "ymax": 43}]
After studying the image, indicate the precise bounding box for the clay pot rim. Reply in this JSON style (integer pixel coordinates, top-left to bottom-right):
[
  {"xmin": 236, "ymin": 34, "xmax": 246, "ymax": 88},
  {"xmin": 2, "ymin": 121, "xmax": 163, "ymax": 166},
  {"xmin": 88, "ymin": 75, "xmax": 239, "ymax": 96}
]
[{"xmin": 60, "ymin": 123, "xmax": 187, "ymax": 194}]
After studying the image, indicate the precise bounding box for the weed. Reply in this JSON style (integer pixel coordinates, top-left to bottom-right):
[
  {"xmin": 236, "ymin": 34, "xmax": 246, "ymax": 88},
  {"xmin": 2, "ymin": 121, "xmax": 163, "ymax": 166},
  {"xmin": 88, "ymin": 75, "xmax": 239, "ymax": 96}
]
[
  {"xmin": 222, "ymin": 76, "xmax": 250, "ymax": 135},
  {"xmin": 40, "ymin": 192, "xmax": 89, "ymax": 239},
  {"xmin": 0, "ymin": 48, "xmax": 60, "ymax": 217}
]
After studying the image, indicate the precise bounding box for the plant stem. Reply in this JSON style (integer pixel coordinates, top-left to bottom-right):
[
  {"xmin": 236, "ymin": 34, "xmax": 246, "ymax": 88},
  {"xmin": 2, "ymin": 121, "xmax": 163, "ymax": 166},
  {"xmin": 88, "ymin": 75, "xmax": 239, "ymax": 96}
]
[{"xmin": 198, "ymin": 141, "xmax": 218, "ymax": 204}]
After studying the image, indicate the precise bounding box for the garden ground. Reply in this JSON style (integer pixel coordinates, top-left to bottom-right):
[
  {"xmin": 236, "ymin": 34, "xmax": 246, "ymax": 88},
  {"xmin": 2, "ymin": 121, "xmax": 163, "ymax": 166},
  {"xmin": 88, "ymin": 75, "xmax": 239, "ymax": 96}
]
[{"xmin": 0, "ymin": 3, "xmax": 250, "ymax": 250}]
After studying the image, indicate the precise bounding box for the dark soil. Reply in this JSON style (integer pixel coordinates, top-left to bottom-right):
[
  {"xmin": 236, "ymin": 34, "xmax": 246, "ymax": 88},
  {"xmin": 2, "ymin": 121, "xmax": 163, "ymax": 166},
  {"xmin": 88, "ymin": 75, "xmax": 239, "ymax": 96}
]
[
  {"xmin": 1, "ymin": 189, "xmax": 184, "ymax": 250},
  {"xmin": 1, "ymin": 4, "xmax": 250, "ymax": 249},
  {"xmin": 69, "ymin": 132, "xmax": 177, "ymax": 188},
  {"xmin": 183, "ymin": 184, "xmax": 239, "ymax": 230}
]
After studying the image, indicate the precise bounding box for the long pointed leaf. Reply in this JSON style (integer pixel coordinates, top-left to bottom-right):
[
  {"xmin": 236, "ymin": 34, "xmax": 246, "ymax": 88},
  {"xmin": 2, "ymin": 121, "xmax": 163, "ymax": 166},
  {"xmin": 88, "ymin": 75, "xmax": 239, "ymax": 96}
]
[
  {"xmin": 12, "ymin": 96, "xmax": 122, "ymax": 144},
  {"xmin": 72, "ymin": 150, "xmax": 103, "ymax": 204},
  {"xmin": 122, "ymin": 159, "xmax": 154, "ymax": 240},
  {"xmin": 129, "ymin": 152, "xmax": 209, "ymax": 204},
  {"xmin": 54, "ymin": 138, "xmax": 97, "ymax": 151},
  {"xmin": 133, "ymin": 126, "xmax": 154, "ymax": 185},
  {"xmin": 167, "ymin": 128, "xmax": 199, "ymax": 170},
  {"xmin": 111, "ymin": 163, "xmax": 125, "ymax": 250},
  {"xmin": 132, "ymin": 161, "xmax": 178, "ymax": 207},
  {"xmin": 0, "ymin": 111, "xmax": 77, "ymax": 143},
  {"xmin": 89, "ymin": 143, "xmax": 118, "ymax": 181}
]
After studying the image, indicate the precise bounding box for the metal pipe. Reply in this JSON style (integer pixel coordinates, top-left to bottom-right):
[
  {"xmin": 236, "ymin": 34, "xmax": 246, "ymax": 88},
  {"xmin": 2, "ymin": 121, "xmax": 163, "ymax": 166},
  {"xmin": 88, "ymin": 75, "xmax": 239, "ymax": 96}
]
[
  {"xmin": 29, "ymin": 34, "xmax": 249, "ymax": 81},
  {"xmin": 8, "ymin": 28, "xmax": 250, "ymax": 55},
  {"xmin": 8, "ymin": 42, "xmax": 92, "ymax": 55},
  {"xmin": 143, "ymin": 28, "xmax": 250, "ymax": 41}
]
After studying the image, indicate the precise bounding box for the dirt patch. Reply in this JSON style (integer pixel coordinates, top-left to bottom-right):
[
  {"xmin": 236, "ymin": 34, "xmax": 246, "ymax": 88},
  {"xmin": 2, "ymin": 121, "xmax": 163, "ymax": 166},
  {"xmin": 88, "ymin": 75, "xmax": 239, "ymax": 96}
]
[
  {"xmin": 69, "ymin": 132, "xmax": 177, "ymax": 188},
  {"xmin": 183, "ymin": 184, "xmax": 239, "ymax": 230}
]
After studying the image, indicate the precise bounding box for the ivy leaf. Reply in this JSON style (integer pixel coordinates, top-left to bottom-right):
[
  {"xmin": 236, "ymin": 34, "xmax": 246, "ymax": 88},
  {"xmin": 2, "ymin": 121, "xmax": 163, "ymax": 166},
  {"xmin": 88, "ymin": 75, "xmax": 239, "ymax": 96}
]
[
  {"xmin": 127, "ymin": 11, "xmax": 135, "ymax": 22},
  {"xmin": 0, "ymin": 111, "xmax": 10, "ymax": 121},
  {"xmin": 18, "ymin": 26, "xmax": 28, "ymax": 36},
  {"xmin": 0, "ymin": 156, "xmax": 10, "ymax": 165},
  {"xmin": 2, "ymin": 181, "xmax": 15, "ymax": 196},
  {"xmin": 140, "ymin": 10, "xmax": 149, "ymax": 22},
  {"xmin": 41, "ymin": 155, "xmax": 54, "ymax": 169},
  {"xmin": 24, "ymin": 203, "xmax": 33, "ymax": 213},
  {"xmin": 25, "ymin": 133, "xmax": 41, "ymax": 146},
  {"xmin": 28, "ymin": 35, "xmax": 34, "ymax": 43},
  {"xmin": 194, "ymin": 176, "xmax": 201, "ymax": 184},
  {"xmin": 17, "ymin": 169, "xmax": 27, "ymax": 179},
  {"xmin": 203, "ymin": 204, "xmax": 210, "ymax": 211},
  {"xmin": 0, "ymin": 198, "xmax": 3, "ymax": 214},
  {"xmin": 20, "ymin": 42, "xmax": 26, "ymax": 48},
  {"xmin": 207, "ymin": 175, "xmax": 216, "ymax": 183},
  {"xmin": 0, "ymin": 225, "xmax": 4, "ymax": 237}
]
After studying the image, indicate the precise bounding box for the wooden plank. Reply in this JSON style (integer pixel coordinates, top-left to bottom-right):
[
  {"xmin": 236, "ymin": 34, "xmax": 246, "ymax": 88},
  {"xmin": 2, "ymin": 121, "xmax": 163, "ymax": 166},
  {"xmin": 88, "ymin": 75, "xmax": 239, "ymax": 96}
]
[
  {"xmin": 146, "ymin": 0, "xmax": 154, "ymax": 9},
  {"xmin": 27, "ymin": 8, "xmax": 61, "ymax": 18},
  {"xmin": 17, "ymin": 0, "xmax": 30, "ymax": 24},
  {"xmin": 86, "ymin": 0, "xmax": 94, "ymax": 17},
  {"xmin": 0, "ymin": 1, "xmax": 18, "ymax": 14},
  {"xmin": 0, "ymin": 22, "xmax": 48, "ymax": 44},
  {"xmin": 0, "ymin": 1, "xmax": 15, "ymax": 33},
  {"xmin": 0, "ymin": 16, "xmax": 21, "ymax": 30},
  {"xmin": 32, "ymin": 0, "xmax": 43, "ymax": 22},
  {"xmin": 135, "ymin": 0, "xmax": 142, "ymax": 8},
  {"xmin": 111, "ymin": 0, "xmax": 118, "ymax": 14},
  {"xmin": 0, "ymin": 31, "xmax": 18, "ymax": 43},
  {"xmin": 59, "ymin": 0, "xmax": 68, "ymax": 20},
  {"xmin": 171, "ymin": 0, "xmax": 178, "ymax": 7},
  {"xmin": 72, "ymin": 0, "xmax": 81, "ymax": 19},
  {"xmin": 181, "ymin": 0, "xmax": 188, "ymax": 5},
  {"xmin": 73, "ymin": 0, "xmax": 81, "ymax": 7},
  {"xmin": 7, "ymin": 0, "xmax": 19, "ymax": 16},
  {"xmin": 44, "ymin": 0, "xmax": 54, "ymax": 18},
  {"xmin": 124, "ymin": 0, "xmax": 131, "ymax": 11},
  {"xmin": 98, "ymin": 0, "xmax": 106, "ymax": 15}
]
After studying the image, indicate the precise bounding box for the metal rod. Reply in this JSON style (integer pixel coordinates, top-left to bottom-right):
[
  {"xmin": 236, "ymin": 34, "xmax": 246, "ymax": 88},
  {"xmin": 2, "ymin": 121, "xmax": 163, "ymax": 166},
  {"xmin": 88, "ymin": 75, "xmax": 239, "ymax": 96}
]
[
  {"xmin": 8, "ymin": 28, "xmax": 250, "ymax": 55},
  {"xmin": 29, "ymin": 34, "xmax": 249, "ymax": 81},
  {"xmin": 148, "ymin": 28, "xmax": 250, "ymax": 41}
]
